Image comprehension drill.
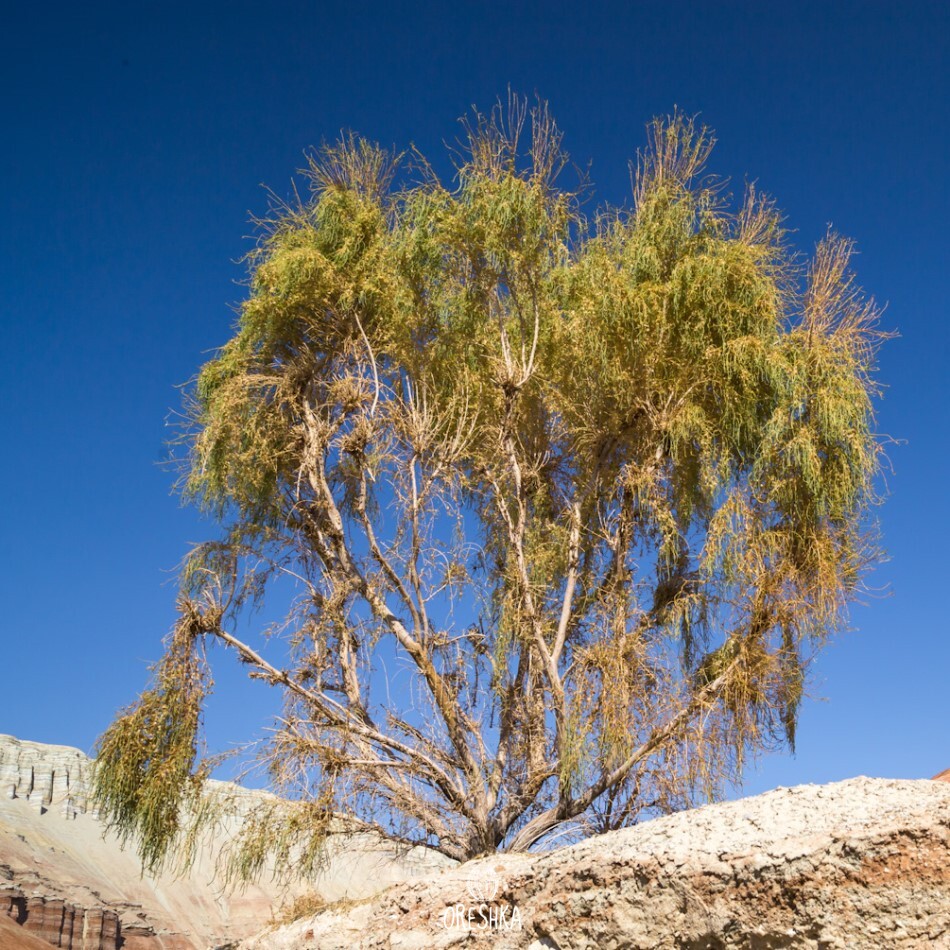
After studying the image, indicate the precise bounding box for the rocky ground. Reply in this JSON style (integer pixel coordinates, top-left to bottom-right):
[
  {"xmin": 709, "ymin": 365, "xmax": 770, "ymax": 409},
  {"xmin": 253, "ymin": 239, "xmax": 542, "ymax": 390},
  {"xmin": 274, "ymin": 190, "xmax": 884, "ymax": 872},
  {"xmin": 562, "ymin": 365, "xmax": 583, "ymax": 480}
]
[{"xmin": 242, "ymin": 777, "xmax": 950, "ymax": 950}]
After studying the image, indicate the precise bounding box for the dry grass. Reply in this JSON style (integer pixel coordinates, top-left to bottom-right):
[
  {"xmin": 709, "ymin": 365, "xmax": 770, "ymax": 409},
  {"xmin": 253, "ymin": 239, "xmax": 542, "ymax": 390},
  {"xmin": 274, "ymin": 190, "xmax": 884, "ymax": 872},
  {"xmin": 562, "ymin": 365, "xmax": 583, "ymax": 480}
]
[{"xmin": 272, "ymin": 891, "xmax": 375, "ymax": 926}]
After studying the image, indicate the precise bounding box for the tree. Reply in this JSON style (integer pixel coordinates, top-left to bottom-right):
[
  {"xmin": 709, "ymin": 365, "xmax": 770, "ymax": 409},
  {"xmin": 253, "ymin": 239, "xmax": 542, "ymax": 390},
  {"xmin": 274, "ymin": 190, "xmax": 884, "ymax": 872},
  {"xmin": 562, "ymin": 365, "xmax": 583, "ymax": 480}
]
[{"xmin": 94, "ymin": 100, "xmax": 885, "ymax": 872}]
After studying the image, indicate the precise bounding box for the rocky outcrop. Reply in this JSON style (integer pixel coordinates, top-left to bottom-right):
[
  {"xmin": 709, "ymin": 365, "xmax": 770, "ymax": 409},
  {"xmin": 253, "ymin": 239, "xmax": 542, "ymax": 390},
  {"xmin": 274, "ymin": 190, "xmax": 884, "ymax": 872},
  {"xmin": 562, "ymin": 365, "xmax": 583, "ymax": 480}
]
[
  {"xmin": 6, "ymin": 892, "xmax": 121, "ymax": 949},
  {"xmin": 1, "ymin": 737, "xmax": 90, "ymax": 820},
  {"xmin": 0, "ymin": 878, "xmax": 194, "ymax": 950},
  {"xmin": 242, "ymin": 777, "xmax": 950, "ymax": 949},
  {"xmin": 0, "ymin": 884, "xmax": 190, "ymax": 950},
  {"xmin": 0, "ymin": 735, "xmax": 449, "ymax": 950}
]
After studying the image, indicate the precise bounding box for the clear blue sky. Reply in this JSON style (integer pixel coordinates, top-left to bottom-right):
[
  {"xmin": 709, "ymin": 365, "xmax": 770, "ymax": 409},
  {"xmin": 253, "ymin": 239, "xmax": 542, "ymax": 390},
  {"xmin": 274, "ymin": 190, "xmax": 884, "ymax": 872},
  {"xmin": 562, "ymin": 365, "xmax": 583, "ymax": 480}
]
[{"xmin": 1, "ymin": 0, "xmax": 947, "ymax": 796}]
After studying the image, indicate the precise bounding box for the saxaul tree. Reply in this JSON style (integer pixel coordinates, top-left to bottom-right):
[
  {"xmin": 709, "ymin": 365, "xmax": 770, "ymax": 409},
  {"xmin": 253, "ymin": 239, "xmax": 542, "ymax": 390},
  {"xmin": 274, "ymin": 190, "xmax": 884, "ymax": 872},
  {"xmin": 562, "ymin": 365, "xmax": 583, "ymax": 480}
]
[{"xmin": 94, "ymin": 100, "xmax": 886, "ymax": 872}]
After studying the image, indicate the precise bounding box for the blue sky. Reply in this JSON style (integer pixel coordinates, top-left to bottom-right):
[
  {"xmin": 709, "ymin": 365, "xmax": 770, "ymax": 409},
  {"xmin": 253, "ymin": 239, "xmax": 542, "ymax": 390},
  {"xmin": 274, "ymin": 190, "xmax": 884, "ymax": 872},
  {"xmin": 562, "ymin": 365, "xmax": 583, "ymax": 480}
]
[{"xmin": 1, "ymin": 0, "xmax": 947, "ymax": 797}]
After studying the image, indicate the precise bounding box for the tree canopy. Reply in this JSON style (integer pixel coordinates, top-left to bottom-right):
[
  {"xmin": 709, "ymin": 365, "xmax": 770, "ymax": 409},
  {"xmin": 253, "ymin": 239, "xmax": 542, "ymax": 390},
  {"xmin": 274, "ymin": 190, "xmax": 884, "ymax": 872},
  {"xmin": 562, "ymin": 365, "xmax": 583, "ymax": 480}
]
[{"xmin": 94, "ymin": 100, "xmax": 886, "ymax": 871}]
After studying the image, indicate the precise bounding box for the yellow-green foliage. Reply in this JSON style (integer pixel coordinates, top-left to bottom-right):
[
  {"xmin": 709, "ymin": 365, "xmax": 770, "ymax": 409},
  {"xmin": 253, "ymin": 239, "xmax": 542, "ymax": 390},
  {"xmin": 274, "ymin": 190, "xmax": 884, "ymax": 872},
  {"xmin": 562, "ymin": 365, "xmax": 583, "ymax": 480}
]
[
  {"xmin": 93, "ymin": 605, "xmax": 214, "ymax": 873},
  {"xmin": 95, "ymin": 101, "xmax": 886, "ymax": 868}
]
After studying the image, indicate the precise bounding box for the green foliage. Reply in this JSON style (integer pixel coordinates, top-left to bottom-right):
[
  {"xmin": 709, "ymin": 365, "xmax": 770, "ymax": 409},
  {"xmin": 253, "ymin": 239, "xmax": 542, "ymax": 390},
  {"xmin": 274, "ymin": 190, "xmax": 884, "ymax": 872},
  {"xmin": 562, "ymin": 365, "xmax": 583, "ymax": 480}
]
[
  {"xmin": 96, "ymin": 99, "xmax": 887, "ymax": 868},
  {"xmin": 93, "ymin": 603, "xmax": 214, "ymax": 873},
  {"xmin": 219, "ymin": 796, "xmax": 333, "ymax": 887}
]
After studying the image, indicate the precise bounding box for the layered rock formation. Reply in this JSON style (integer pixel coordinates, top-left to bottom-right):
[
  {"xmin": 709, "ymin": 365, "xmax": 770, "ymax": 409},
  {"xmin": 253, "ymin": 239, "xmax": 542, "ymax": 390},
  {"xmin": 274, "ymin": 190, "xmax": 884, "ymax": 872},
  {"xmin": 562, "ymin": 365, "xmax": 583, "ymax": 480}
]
[
  {"xmin": 1, "ymin": 889, "xmax": 122, "ymax": 950},
  {"xmin": 243, "ymin": 777, "xmax": 950, "ymax": 949},
  {"xmin": 0, "ymin": 912, "xmax": 58, "ymax": 950},
  {"xmin": 0, "ymin": 737, "xmax": 89, "ymax": 820},
  {"xmin": 0, "ymin": 735, "xmax": 449, "ymax": 950}
]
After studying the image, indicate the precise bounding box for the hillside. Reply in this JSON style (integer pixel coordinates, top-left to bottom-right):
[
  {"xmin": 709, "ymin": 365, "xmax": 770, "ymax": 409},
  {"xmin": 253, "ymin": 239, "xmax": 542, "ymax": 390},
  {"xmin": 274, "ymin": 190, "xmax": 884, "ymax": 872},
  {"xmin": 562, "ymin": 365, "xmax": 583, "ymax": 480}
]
[{"xmin": 0, "ymin": 735, "xmax": 449, "ymax": 949}]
